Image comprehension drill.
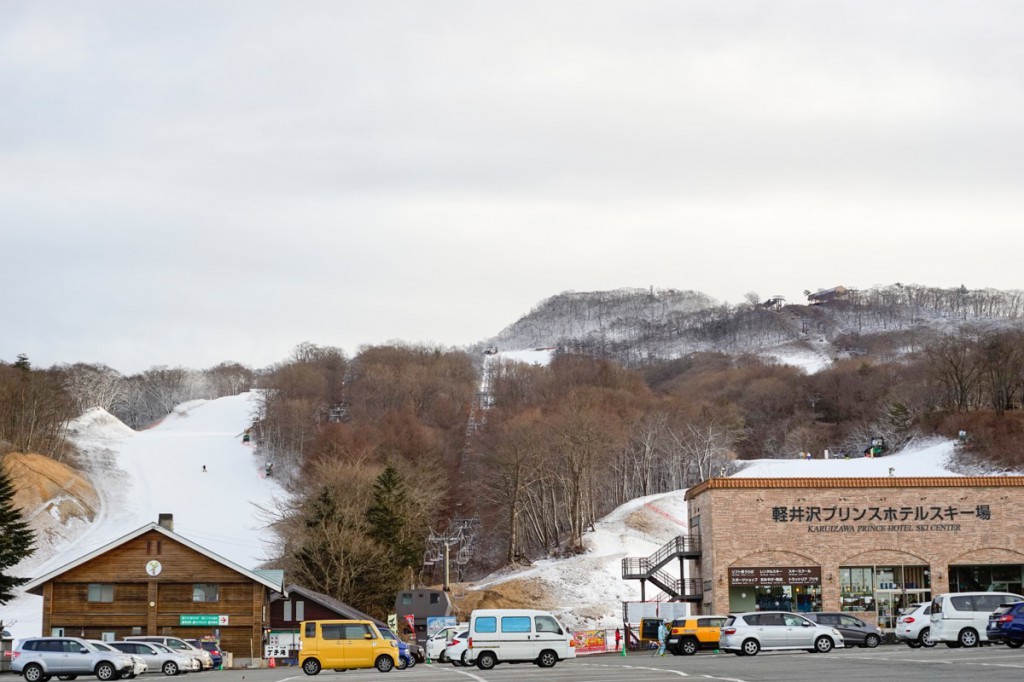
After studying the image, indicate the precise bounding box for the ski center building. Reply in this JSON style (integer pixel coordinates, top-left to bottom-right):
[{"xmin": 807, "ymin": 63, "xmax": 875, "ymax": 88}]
[{"xmin": 681, "ymin": 477, "xmax": 1024, "ymax": 628}]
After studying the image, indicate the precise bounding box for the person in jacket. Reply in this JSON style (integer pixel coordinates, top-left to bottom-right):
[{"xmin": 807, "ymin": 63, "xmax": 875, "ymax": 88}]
[{"xmin": 656, "ymin": 620, "xmax": 669, "ymax": 656}]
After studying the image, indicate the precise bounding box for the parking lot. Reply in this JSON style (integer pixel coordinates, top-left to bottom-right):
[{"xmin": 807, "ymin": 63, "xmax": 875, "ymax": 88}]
[{"xmin": 149, "ymin": 645, "xmax": 1024, "ymax": 682}]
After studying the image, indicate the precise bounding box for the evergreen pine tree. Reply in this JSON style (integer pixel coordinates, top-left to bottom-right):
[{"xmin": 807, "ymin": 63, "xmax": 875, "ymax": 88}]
[
  {"xmin": 365, "ymin": 465, "xmax": 420, "ymax": 568},
  {"xmin": 0, "ymin": 462, "xmax": 36, "ymax": 604}
]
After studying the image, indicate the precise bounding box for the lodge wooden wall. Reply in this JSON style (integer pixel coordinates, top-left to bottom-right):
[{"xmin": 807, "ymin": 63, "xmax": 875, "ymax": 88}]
[{"xmin": 40, "ymin": 530, "xmax": 270, "ymax": 661}]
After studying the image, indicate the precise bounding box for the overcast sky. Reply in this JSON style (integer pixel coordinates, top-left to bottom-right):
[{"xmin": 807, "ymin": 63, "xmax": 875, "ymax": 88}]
[{"xmin": 4, "ymin": 1, "xmax": 1023, "ymax": 373}]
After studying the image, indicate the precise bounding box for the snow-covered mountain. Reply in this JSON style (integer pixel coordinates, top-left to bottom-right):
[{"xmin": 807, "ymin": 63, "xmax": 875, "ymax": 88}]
[
  {"xmin": 5, "ymin": 392, "xmax": 283, "ymax": 640},
  {"xmin": 483, "ymin": 284, "xmax": 1024, "ymax": 372}
]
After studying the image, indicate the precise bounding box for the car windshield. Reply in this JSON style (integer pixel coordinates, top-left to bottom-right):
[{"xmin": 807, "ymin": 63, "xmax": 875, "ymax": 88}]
[
  {"xmin": 91, "ymin": 642, "xmax": 114, "ymax": 651},
  {"xmin": 153, "ymin": 644, "xmax": 174, "ymax": 654},
  {"xmin": 378, "ymin": 628, "xmax": 397, "ymax": 641}
]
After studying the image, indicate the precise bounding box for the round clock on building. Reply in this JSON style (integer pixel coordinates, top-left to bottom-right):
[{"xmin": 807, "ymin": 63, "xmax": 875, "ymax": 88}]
[{"xmin": 145, "ymin": 559, "xmax": 163, "ymax": 576}]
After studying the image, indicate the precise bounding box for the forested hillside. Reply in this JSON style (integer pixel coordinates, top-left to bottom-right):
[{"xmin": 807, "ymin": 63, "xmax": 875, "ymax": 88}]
[{"xmin": 6, "ymin": 283, "xmax": 1024, "ymax": 618}]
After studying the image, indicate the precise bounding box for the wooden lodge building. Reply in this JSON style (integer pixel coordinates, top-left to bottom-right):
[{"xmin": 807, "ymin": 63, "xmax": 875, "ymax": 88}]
[{"xmin": 21, "ymin": 514, "xmax": 284, "ymax": 667}]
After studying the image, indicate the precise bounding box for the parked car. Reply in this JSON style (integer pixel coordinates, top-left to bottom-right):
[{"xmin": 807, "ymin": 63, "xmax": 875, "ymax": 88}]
[
  {"xmin": 931, "ymin": 591, "xmax": 1024, "ymax": 647},
  {"xmin": 464, "ymin": 609, "xmax": 576, "ymax": 669},
  {"xmin": 12, "ymin": 636, "xmax": 136, "ymax": 682},
  {"xmin": 87, "ymin": 642, "xmax": 147, "ymax": 679},
  {"xmin": 183, "ymin": 640, "xmax": 221, "ymax": 669},
  {"xmin": 376, "ymin": 627, "xmax": 414, "ymax": 669},
  {"xmin": 425, "ymin": 624, "xmax": 466, "ymax": 663},
  {"xmin": 442, "ymin": 631, "xmax": 470, "ymax": 667},
  {"xmin": 298, "ymin": 619, "xmax": 399, "ymax": 674},
  {"xmin": 719, "ymin": 611, "xmax": 845, "ymax": 656},
  {"xmin": 803, "ymin": 612, "xmax": 882, "ymax": 648},
  {"xmin": 111, "ymin": 641, "xmax": 199, "ymax": 676},
  {"xmin": 895, "ymin": 602, "xmax": 935, "ymax": 648},
  {"xmin": 123, "ymin": 637, "xmax": 213, "ymax": 670},
  {"xmin": 987, "ymin": 602, "xmax": 1024, "ymax": 648},
  {"xmin": 405, "ymin": 641, "xmax": 424, "ymax": 663},
  {"xmin": 666, "ymin": 615, "xmax": 728, "ymax": 655}
]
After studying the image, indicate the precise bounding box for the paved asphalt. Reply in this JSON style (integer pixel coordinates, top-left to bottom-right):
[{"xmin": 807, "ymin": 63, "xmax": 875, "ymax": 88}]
[{"xmin": 136, "ymin": 644, "xmax": 1024, "ymax": 682}]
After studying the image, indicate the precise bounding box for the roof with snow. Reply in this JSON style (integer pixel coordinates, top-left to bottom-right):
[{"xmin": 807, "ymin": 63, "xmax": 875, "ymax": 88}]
[
  {"xmin": 685, "ymin": 475, "xmax": 1024, "ymax": 500},
  {"xmin": 20, "ymin": 522, "xmax": 286, "ymax": 596}
]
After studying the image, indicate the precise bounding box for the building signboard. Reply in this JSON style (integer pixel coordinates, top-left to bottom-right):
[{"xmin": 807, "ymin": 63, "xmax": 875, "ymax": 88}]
[
  {"xmin": 729, "ymin": 566, "xmax": 821, "ymax": 587},
  {"xmin": 180, "ymin": 614, "xmax": 229, "ymax": 626}
]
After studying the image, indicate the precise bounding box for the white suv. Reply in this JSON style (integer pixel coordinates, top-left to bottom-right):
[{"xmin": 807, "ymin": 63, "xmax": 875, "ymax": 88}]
[
  {"xmin": 895, "ymin": 602, "xmax": 935, "ymax": 648},
  {"xmin": 720, "ymin": 611, "xmax": 845, "ymax": 656}
]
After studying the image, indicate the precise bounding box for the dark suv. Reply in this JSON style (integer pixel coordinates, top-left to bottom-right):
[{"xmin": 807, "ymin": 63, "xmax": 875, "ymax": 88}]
[{"xmin": 987, "ymin": 602, "xmax": 1024, "ymax": 648}]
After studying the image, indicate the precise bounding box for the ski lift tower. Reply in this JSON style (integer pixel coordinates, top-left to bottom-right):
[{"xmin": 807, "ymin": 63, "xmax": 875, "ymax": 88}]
[{"xmin": 424, "ymin": 517, "xmax": 481, "ymax": 591}]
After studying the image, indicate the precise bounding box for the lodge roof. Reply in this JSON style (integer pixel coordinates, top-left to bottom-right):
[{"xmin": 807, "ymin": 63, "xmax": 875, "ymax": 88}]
[
  {"xmin": 20, "ymin": 522, "xmax": 287, "ymax": 596},
  {"xmin": 278, "ymin": 584, "xmax": 385, "ymax": 627},
  {"xmin": 684, "ymin": 476, "xmax": 1024, "ymax": 501}
]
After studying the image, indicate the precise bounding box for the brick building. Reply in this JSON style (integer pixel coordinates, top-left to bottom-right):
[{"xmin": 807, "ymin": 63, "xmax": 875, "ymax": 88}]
[{"xmin": 685, "ymin": 477, "xmax": 1024, "ymax": 628}]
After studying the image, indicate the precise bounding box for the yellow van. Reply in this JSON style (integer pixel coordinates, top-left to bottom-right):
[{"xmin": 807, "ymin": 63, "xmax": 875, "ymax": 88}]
[{"xmin": 299, "ymin": 620, "xmax": 399, "ymax": 674}]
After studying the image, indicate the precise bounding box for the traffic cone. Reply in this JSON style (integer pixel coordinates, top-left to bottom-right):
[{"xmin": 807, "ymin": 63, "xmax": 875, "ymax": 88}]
[{"xmin": 268, "ymin": 657, "xmax": 276, "ymax": 669}]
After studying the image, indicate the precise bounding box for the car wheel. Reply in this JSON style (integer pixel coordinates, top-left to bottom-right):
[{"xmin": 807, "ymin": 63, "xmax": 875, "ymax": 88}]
[
  {"xmin": 163, "ymin": 662, "xmax": 179, "ymax": 676},
  {"xmin": 95, "ymin": 663, "xmax": 117, "ymax": 681},
  {"xmin": 438, "ymin": 652, "xmax": 448, "ymax": 663},
  {"xmin": 680, "ymin": 638, "xmax": 699, "ymax": 655},
  {"xmin": 407, "ymin": 655, "xmax": 416, "ymax": 668},
  {"xmin": 374, "ymin": 655, "xmax": 394, "ymax": 673},
  {"xmin": 906, "ymin": 640, "xmax": 922, "ymax": 648},
  {"xmin": 864, "ymin": 634, "xmax": 880, "ymax": 648},
  {"xmin": 920, "ymin": 627, "xmax": 936, "ymax": 648},
  {"xmin": 460, "ymin": 651, "xmax": 470, "ymax": 666},
  {"xmin": 302, "ymin": 658, "xmax": 322, "ymax": 676},
  {"xmin": 536, "ymin": 650, "xmax": 557, "ymax": 668},
  {"xmin": 23, "ymin": 664, "xmax": 45, "ymax": 682},
  {"xmin": 958, "ymin": 628, "xmax": 979, "ymax": 648},
  {"xmin": 815, "ymin": 636, "xmax": 834, "ymax": 654},
  {"xmin": 476, "ymin": 652, "xmax": 497, "ymax": 670},
  {"xmin": 396, "ymin": 656, "xmax": 407, "ymax": 670},
  {"xmin": 741, "ymin": 639, "xmax": 760, "ymax": 656},
  {"xmin": 1007, "ymin": 640, "xmax": 1024, "ymax": 649}
]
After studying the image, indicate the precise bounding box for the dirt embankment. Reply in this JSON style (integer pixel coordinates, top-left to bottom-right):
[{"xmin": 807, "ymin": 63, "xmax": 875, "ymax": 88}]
[{"xmin": 2, "ymin": 452, "xmax": 99, "ymax": 530}]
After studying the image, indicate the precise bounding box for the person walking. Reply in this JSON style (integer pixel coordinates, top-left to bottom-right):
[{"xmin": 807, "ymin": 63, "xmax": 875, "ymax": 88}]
[{"xmin": 656, "ymin": 620, "xmax": 669, "ymax": 656}]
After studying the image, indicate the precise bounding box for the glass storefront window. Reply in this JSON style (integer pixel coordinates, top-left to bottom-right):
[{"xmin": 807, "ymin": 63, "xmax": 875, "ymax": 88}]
[
  {"xmin": 949, "ymin": 565, "xmax": 1024, "ymax": 594},
  {"xmin": 840, "ymin": 567, "xmax": 874, "ymax": 611}
]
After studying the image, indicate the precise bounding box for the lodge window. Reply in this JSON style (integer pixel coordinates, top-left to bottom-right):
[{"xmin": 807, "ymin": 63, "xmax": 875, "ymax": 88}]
[
  {"xmin": 430, "ymin": 593, "xmax": 440, "ymax": 605},
  {"xmin": 295, "ymin": 600, "xmax": 305, "ymax": 621},
  {"xmin": 192, "ymin": 584, "xmax": 219, "ymax": 602},
  {"xmin": 401, "ymin": 593, "xmax": 412, "ymax": 605},
  {"xmin": 283, "ymin": 601, "xmax": 292, "ymax": 621},
  {"xmin": 88, "ymin": 584, "xmax": 114, "ymax": 602}
]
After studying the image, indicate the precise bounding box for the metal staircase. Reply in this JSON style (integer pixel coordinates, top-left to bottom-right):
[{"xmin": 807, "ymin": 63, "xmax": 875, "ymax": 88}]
[{"xmin": 621, "ymin": 535, "xmax": 702, "ymax": 601}]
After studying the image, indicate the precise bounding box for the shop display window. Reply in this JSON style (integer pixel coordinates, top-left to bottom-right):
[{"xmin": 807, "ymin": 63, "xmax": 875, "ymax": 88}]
[
  {"xmin": 949, "ymin": 564, "xmax": 1024, "ymax": 594},
  {"xmin": 840, "ymin": 567, "xmax": 874, "ymax": 611}
]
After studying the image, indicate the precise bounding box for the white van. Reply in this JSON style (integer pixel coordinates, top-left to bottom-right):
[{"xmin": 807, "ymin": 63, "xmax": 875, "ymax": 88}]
[
  {"xmin": 425, "ymin": 623, "xmax": 467, "ymax": 662},
  {"xmin": 466, "ymin": 609, "xmax": 576, "ymax": 670},
  {"xmin": 930, "ymin": 591, "xmax": 1024, "ymax": 647}
]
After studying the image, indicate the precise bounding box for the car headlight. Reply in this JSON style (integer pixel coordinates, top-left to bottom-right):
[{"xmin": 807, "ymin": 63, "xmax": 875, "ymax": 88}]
[{"xmin": 831, "ymin": 629, "xmax": 841, "ymax": 636}]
